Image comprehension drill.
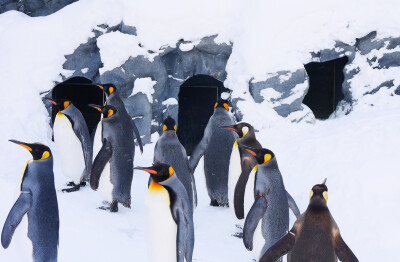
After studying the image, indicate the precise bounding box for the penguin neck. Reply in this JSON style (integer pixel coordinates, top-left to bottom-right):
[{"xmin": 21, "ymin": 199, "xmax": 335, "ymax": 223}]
[
  {"xmin": 162, "ymin": 130, "xmax": 177, "ymax": 138},
  {"xmin": 238, "ymin": 132, "xmax": 258, "ymax": 147},
  {"xmin": 258, "ymin": 158, "xmax": 279, "ymax": 176},
  {"xmin": 307, "ymin": 199, "xmax": 329, "ymax": 212}
]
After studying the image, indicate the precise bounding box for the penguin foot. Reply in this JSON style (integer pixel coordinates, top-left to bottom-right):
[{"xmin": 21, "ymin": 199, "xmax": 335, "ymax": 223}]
[
  {"xmin": 235, "ymin": 224, "xmax": 243, "ymax": 230},
  {"xmin": 110, "ymin": 201, "xmax": 118, "ymax": 212},
  {"xmin": 62, "ymin": 184, "xmax": 81, "ymax": 193},
  {"xmin": 210, "ymin": 199, "xmax": 219, "ymax": 207},
  {"xmin": 79, "ymin": 181, "xmax": 86, "ymax": 187},
  {"xmin": 98, "ymin": 201, "xmax": 119, "ymax": 212},
  {"xmin": 232, "ymin": 232, "xmax": 243, "ymax": 239}
]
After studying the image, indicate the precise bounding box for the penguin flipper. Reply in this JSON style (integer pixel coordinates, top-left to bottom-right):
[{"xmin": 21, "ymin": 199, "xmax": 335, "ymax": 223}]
[
  {"xmin": 175, "ymin": 209, "xmax": 192, "ymax": 262},
  {"xmin": 286, "ymin": 191, "xmax": 301, "ymax": 218},
  {"xmin": 334, "ymin": 232, "xmax": 359, "ymax": 262},
  {"xmin": 72, "ymin": 115, "xmax": 93, "ymax": 181},
  {"xmin": 90, "ymin": 139, "xmax": 112, "ymax": 190},
  {"xmin": 243, "ymin": 195, "xmax": 268, "ymax": 251},
  {"xmin": 1, "ymin": 192, "xmax": 32, "ymax": 249},
  {"xmin": 132, "ymin": 119, "xmax": 143, "ymax": 154},
  {"xmin": 188, "ymin": 126, "xmax": 210, "ymax": 173},
  {"xmin": 191, "ymin": 173, "xmax": 198, "ymax": 207},
  {"xmin": 234, "ymin": 156, "xmax": 255, "ymax": 220},
  {"xmin": 259, "ymin": 231, "xmax": 295, "ymax": 262}
]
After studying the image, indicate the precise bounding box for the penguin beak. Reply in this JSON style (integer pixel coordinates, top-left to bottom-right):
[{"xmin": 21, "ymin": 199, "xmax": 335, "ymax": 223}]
[
  {"xmin": 238, "ymin": 144, "xmax": 255, "ymax": 153},
  {"xmin": 9, "ymin": 139, "xmax": 33, "ymax": 152},
  {"xmin": 46, "ymin": 98, "xmax": 57, "ymax": 105},
  {"xmin": 97, "ymin": 85, "xmax": 104, "ymax": 90},
  {"xmin": 245, "ymin": 149, "xmax": 256, "ymax": 156},
  {"xmin": 322, "ymin": 178, "xmax": 327, "ymax": 185},
  {"xmin": 88, "ymin": 104, "xmax": 103, "ymax": 112},
  {"xmin": 221, "ymin": 125, "xmax": 237, "ymax": 132},
  {"xmin": 134, "ymin": 167, "xmax": 158, "ymax": 175}
]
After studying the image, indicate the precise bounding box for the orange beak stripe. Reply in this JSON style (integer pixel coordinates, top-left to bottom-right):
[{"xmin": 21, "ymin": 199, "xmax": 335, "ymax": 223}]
[
  {"xmin": 224, "ymin": 127, "xmax": 236, "ymax": 132},
  {"xmin": 246, "ymin": 149, "xmax": 256, "ymax": 156},
  {"xmin": 141, "ymin": 169, "xmax": 158, "ymax": 175},
  {"xmin": 19, "ymin": 144, "xmax": 32, "ymax": 152},
  {"xmin": 47, "ymin": 99, "xmax": 57, "ymax": 105},
  {"xmin": 97, "ymin": 85, "xmax": 104, "ymax": 89}
]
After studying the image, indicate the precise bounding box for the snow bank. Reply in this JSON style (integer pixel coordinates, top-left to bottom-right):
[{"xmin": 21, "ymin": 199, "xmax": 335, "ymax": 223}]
[{"xmin": 130, "ymin": 77, "xmax": 156, "ymax": 103}]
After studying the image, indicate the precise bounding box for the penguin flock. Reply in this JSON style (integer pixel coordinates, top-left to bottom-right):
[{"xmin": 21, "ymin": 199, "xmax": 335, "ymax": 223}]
[{"xmin": 1, "ymin": 83, "xmax": 359, "ymax": 262}]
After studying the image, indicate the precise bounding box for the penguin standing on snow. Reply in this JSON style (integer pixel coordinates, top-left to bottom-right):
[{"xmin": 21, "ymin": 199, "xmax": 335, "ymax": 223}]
[
  {"xmin": 89, "ymin": 105, "xmax": 134, "ymax": 212},
  {"xmin": 241, "ymin": 146, "xmax": 300, "ymax": 261},
  {"xmin": 96, "ymin": 83, "xmax": 143, "ymax": 154},
  {"xmin": 2, "ymin": 140, "xmax": 59, "ymax": 262},
  {"xmin": 153, "ymin": 116, "xmax": 197, "ymax": 209},
  {"xmin": 47, "ymin": 98, "xmax": 92, "ymax": 192},
  {"xmin": 260, "ymin": 180, "xmax": 358, "ymax": 262},
  {"xmin": 223, "ymin": 122, "xmax": 261, "ymax": 220},
  {"xmin": 135, "ymin": 163, "xmax": 194, "ymax": 262},
  {"xmin": 189, "ymin": 98, "xmax": 236, "ymax": 207}
]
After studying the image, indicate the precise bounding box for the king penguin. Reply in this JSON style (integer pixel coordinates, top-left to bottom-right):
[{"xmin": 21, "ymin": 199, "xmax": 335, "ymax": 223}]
[
  {"xmin": 189, "ymin": 98, "xmax": 236, "ymax": 207},
  {"xmin": 260, "ymin": 180, "xmax": 358, "ymax": 262},
  {"xmin": 89, "ymin": 105, "xmax": 134, "ymax": 212},
  {"xmin": 97, "ymin": 83, "xmax": 143, "ymax": 154},
  {"xmin": 153, "ymin": 116, "xmax": 197, "ymax": 210},
  {"xmin": 240, "ymin": 146, "xmax": 300, "ymax": 261},
  {"xmin": 135, "ymin": 163, "xmax": 194, "ymax": 262},
  {"xmin": 47, "ymin": 98, "xmax": 92, "ymax": 192},
  {"xmin": 2, "ymin": 140, "xmax": 59, "ymax": 262},
  {"xmin": 223, "ymin": 122, "xmax": 262, "ymax": 220}
]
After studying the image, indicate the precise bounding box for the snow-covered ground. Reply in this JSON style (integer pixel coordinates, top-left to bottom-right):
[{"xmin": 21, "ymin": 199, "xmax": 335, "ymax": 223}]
[
  {"xmin": 1, "ymin": 0, "xmax": 400, "ymax": 261},
  {"xmin": 0, "ymin": 103, "xmax": 399, "ymax": 261}
]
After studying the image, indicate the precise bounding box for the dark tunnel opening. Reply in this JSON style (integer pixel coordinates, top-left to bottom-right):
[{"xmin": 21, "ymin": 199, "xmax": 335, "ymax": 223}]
[
  {"xmin": 303, "ymin": 56, "xmax": 348, "ymax": 119},
  {"xmin": 51, "ymin": 76, "xmax": 104, "ymax": 135},
  {"xmin": 177, "ymin": 74, "xmax": 229, "ymax": 155}
]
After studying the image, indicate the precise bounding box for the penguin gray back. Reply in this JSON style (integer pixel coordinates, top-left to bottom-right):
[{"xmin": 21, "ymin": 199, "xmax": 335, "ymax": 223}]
[
  {"xmin": 154, "ymin": 126, "xmax": 196, "ymax": 209},
  {"xmin": 96, "ymin": 106, "xmax": 134, "ymax": 207}
]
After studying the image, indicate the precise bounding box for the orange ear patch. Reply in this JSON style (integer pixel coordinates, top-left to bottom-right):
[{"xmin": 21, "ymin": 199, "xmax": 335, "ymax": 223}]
[
  {"xmin": 173, "ymin": 125, "xmax": 177, "ymax": 131},
  {"xmin": 223, "ymin": 103, "xmax": 229, "ymax": 111},
  {"xmin": 163, "ymin": 125, "xmax": 167, "ymax": 132},
  {"xmin": 168, "ymin": 166, "xmax": 174, "ymax": 177},
  {"xmin": 107, "ymin": 109, "xmax": 114, "ymax": 118},
  {"xmin": 214, "ymin": 102, "xmax": 218, "ymax": 109},
  {"xmin": 63, "ymin": 101, "xmax": 70, "ymax": 109},
  {"xmin": 109, "ymin": 87, "xmax": 114, "ymax": 94}
]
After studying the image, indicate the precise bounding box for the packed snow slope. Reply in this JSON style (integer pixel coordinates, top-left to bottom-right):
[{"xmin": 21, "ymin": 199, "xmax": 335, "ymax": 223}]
[
  {"xmin": 0, "ymin": 0, "xmax": 400, "ymax": 261},
  {"xmin": 0, "ymin": 105, "xmax": 399, "ymax": 261}
]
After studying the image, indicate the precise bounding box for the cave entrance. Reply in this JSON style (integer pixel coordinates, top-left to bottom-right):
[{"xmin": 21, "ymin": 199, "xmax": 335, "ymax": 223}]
[
  {"xmin": 51, "ymin": 76, "xmax": 104, "ymax": 135},
  {"xmin": 303, "ymin": 56, "xmax": 348, "ymax": 119},
  {"xmin": 177, "ymin": 74, "xmax": 227, "ymax": 155}
]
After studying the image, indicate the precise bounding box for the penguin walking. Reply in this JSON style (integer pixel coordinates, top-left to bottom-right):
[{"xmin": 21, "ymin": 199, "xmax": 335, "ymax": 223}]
[
  {"xmin": 2, "ymin": 140, "xmax": 59, "ymax": 262},
  {"xmin": 241, "ymin": 146, "xmax": 300, "ymax": 261},
  {"xmin": 97, "ymin": 83, "xmax": 143, "ymax": 154},
  {"xmin": 222, "ymin": 122, "xmax": 261, "ymax": 220},
  {"xmin": 260, "ymin": 181, "xmax": 358, "ymax": 262},
  {"xmin": 153, "ymin": 116, "xmax": 197, "ymax": 209},
  {"xmin": 135, "ymin": 163, "xmax": 194, "ymax": 262},
  {"xmin": 47, "ymin": 98, "xmax": 92, "ymax": 192},
  {"xmin": 89, "ymin": 105, "xmax": 134, "ymax": 212},
  {"xmin": 189, "ymin": 99, "xmax": 236, "ymax": 207}
]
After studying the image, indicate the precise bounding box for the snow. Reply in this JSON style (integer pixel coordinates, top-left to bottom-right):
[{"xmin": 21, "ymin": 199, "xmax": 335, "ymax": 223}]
[
  {"xmin": 0, "ymin": 0, "xmax": 399, "ymax": 261},
  {"xmin": 130, "ymin": 78, "xmax": 156, "ymax": 103},
  {"xmin": 162, "ymin": 97, "xmax": 178, "ymax": 106}
]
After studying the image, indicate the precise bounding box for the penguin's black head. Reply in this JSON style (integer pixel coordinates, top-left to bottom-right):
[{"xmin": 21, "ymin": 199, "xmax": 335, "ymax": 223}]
[
  {"xmin": 309, "ymin": 179, "xmax": 328, "ymax": 207},
  {"xmin": 134, "ymin": 163, "xmax": 174, "ymax": 183},
  {"xmin": 239, "ymin": 145, "xmax": 275, "ymax": 165},
  {"xmin": 163, "ymin": 116, "xmax": 177, "ymax": 132},
  {"xmin": 46, "ymin": 98, "xmax": 71, "ymax": 112},
  {"xmin": 88, "ymin": 104, "xmax": 118, "ymax": 119},
  {"xmin": 214, "ymin": 98, "xmax": 230, "ymax": 111},
  {"xmin": 97, "ymin": 83, "xmax": 117, "ymax": 96},
  {"xmin": 222, "ymin": 122, "xmax": 253, "ymax": 138},
  {"xmin": 9, "ymin": 139, "xmax": 52, "ymax": 161}
]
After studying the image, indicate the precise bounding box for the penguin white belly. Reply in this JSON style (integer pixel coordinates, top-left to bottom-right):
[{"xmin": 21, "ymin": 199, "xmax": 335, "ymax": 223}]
[
  {"xmin": 244, "ymin": 166, "xmax": 257, "ymax": 218},
  {"xmin": 252, "ymin": 221, "xmax": 264, "ymax": 261},
  {"xmin": 145, "ymin": 183, "xmax": 177, "ymax": 262},
  {"xmin": 93, "ymin": 121, "xmax": 102, "ymax": 161},
  {"xmin": 54, "ymin": 113, "xmax": 85, "ymax": 184},
  {"xmin": 98, "ymin": 162, "xmax": 113, "ymax": 202},
  {"xmin": 228, "ymin": 141, "xmax": 241, "ymax": 215},
  {"xmin": 15, "ymin": 216, "xmax": 33, "ymax": 262}
]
